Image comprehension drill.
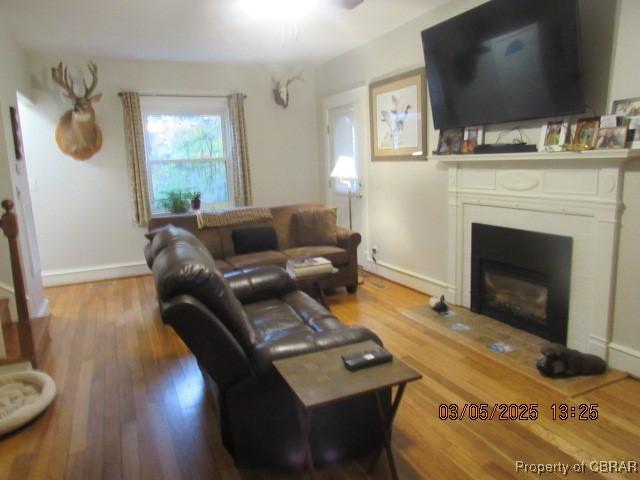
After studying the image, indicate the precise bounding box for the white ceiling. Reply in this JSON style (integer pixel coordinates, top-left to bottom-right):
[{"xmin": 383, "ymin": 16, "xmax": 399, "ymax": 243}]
[{"xmin": 0, "ymin": 0, "xmax": 446, "ymax": 65}]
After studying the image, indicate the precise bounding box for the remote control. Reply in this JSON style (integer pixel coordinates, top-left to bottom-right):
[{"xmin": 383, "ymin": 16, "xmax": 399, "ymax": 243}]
[{"xmin": 342, "ymin": 349, "xmax": 393, "ymax": 371}]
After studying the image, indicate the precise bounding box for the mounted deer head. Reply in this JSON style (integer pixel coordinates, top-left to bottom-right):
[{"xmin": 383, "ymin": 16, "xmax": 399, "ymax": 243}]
[
  {"xmin": 51, "ymin": 61, "xmax": 103, "ymax": 160},
  {"xmin": 272, "ymin": 73, "xmax": 302, "ymax": 109}
]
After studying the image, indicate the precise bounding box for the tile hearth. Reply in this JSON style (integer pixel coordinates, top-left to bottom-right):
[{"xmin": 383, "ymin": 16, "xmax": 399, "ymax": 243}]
[
  {"xmin": 404, "ymin": 304, "xmax": 549, "ymax": 367},
  {"xmin": 400, "ymin": 303, "xmax": 627, "ymax": 397}
]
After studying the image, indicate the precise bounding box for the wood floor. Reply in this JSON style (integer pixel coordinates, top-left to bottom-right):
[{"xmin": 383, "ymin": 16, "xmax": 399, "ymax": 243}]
[{"xmin": 1, "ymin": 273, "xmax": 639, "ymax": 479}]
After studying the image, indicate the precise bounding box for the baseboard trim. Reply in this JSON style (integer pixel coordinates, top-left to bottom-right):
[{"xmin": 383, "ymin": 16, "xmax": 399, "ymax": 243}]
[
  {"xmin": 32, "ymin": 299, "xmax": 50, "ymax": 319},
  {"xmin": 0, "ymin": 282, "xmax": 48, "ymax": 321},
  {"xmin": 42, "ymin": 261, "xmax": 149, "ymax": 287},
  {"xmin": 608, "ymin": 342, "xmax": 640, "ymax": 377},
  {"xmin": 364, "ymin": 256, "xmax": 452, "ymax": 298},
  {"xmin": 588, "ymin": 335, "xmax": 608, "ymax": 359},
  {"xmin": 0, "ymin": 281, "xmax": 14, "ymax": 294}
]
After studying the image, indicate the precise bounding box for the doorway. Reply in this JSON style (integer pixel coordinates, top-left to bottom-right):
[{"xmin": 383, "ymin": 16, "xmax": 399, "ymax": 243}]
[{"xmin": 323, "ymin": 87, "xmax": 369, "ymax": 267}]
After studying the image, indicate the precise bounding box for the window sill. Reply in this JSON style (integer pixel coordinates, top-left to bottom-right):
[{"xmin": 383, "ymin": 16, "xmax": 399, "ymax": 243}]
[
  {"xmin": 151, "ymin": 211, "xmax": 197, "ymax": 219},
  {"xmin": 150, "ymin": 202, "xmax": 235, "ymax": 219}
]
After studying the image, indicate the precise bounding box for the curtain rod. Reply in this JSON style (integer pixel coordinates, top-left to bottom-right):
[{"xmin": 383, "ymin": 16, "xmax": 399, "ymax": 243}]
[{"xmin": 118, "ymin": 92, "xmax": 247, "ymax": 99}]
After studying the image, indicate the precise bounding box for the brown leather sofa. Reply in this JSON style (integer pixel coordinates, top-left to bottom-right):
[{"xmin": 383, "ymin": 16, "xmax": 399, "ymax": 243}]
[
  {"xmin": 146, "ymin": 203, "xmax": 361, "ymax": 293},
  {"xmin": 147, "ymin": 226, "xmax": 388, "ymax": 468}
]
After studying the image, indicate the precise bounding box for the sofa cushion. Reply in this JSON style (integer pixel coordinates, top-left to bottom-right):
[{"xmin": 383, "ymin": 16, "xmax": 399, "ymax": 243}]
[
  {"xmin": 232, "ymin": 226, "xmax": 278, "ymax": 255},
  {"xmin": 293, "ymin": 208, "xmax": 338, "ymax": 247},
  {"xmin": 224, "ymin": 266, "xmax": 296, "ymax": 304},
  {"xmin": 215, "ymin": 259, "xmax": 235, "ymax": 274},
  {"xmin": 282, "ymin": 290, "xmax": 342, "ymax": 332},
  {"xmin": 250, "ymin": 326, "xmax": 383, "ymax": 375},
  {"xmin": 270, "ymin": 204, "xmax": 322, "ymax": 250},
  {"xmin": 244, "ymin": 299, "xmax": 310, "ymax": 343},
  {"xmin": 226, "ymin": 250, "xmax": 288, "ymax": 270},
  {"xmin": 282, "ymin": 246, "xmax": 349, "ymax": 266}
]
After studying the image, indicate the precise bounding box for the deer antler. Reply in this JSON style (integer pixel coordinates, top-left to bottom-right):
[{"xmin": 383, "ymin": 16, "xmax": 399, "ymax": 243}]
[
  {"xmin": 83, "ymin": 62, "xmax": 98, "ymax": 99},
  {"xmin": 286, "ymin": 73, "xmax": 303, "ymax": 87},
  {"xmin": 51, "ymin": 62, "xmax": 78, "ymax": 99}
]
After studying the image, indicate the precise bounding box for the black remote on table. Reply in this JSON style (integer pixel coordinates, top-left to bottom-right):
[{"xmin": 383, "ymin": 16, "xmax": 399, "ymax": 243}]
[{"xmin": 342, "ymin": 349, "xmax": 393, "ymax": 371}]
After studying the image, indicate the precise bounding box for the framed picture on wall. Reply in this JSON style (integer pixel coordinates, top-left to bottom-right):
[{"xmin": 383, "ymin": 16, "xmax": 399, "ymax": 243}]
[
  {"xmin": 369, "ymin": 68, "xmax": 427, "ymax": 161},
  {"xmin": 9, "ymin": 106, "xmax": 24, "ymax": 161}
]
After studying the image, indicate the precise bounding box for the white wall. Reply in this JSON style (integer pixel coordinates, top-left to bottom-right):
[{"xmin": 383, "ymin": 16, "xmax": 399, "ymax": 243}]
[
  {"xmin": 0, "ymin": 17, "xmax": 47, "ymax": 323},
  {"xmin": 315, "ymin": 0, "xmax": 640, "ymax": 374},
  {"xmin": 21, "ymin": 54, "xmax": 321, "ymax": 285},
  {"xmin": 607, "ymin": 0, "xmax": 640, "ymax": 373},
  {"xmin": 0, "ymin": 27, "xmax": 23, "ymax": 304},
  {"xmin": 316, "ymin": 0, "xmax": 489, "ymax": 296}
]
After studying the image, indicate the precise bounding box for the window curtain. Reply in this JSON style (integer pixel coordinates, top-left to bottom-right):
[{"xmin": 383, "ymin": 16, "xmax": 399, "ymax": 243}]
[
  {"xmin": 228, "ymin": 93, "xmax": 253, "ymax": 206},
  {"xmin": 120, "ymin": 92, "xmax": 151, "ymax": 225}
]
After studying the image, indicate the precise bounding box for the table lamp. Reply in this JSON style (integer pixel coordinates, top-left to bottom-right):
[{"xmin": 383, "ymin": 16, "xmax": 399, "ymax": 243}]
[{"xmin": 330, "ymin": 155, "xmax": 358, "ymax": 230}]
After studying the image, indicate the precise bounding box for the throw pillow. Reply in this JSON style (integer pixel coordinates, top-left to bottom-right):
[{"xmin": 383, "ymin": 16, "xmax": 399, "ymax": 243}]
[
  {"xmin": 232, "ymin": 226, "xmax": 279, "ymax": 255},
  {"xmin": 293, "ymin": 208, "xmax": 338, "ymax": 247}
]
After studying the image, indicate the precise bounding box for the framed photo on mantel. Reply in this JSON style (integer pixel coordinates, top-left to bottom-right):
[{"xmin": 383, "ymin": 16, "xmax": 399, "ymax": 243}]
[
  {"xmin": 611, "ymin": 97, "xmax": 640, "ymax": 149},
  {"xmin": 437, "ymin": 128, "xmax": 463, "ymax": 155},
  {"xmin": 369, "ymin": 68, "xmax": 428, "ymax": 161},
  {"xmin": 538, "ymin": 118, "xmax": 569, "ymax": 152}
]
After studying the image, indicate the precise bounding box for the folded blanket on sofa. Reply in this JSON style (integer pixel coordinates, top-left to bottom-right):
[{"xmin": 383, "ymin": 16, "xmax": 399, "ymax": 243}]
[{"xmin": 196, "ymin": 207, "xmax": 273, "ymax": 229}]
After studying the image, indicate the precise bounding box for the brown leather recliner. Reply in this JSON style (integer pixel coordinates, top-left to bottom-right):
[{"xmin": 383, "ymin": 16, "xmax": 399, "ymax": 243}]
[{"xmin": 148, "ymin": 226, "xmax": 389, "ymax": 468}]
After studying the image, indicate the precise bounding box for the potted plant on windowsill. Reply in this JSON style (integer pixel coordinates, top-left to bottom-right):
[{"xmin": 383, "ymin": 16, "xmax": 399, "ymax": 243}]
[
  {"xmin": 191, "ymin": 192, "xmax": 201, "ymax": 211},
  {"xmin": 159, "ymin": 190, "xmax": 191, "ymax": 214}
]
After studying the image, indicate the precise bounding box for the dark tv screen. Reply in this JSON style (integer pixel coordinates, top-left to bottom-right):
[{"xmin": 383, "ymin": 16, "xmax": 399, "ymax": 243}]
[{"xmin": 422, "ymin": 0, "xmax": 584, "ymax": 130}]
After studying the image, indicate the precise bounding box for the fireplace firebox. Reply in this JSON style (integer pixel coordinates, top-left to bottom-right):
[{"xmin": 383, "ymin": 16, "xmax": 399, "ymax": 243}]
[{"xmin": 470, "ymin": 224, "xmax": 572, "ymax": 344}]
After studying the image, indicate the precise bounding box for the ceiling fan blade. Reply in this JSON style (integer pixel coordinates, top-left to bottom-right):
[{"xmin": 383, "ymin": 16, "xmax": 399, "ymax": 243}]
[{"xmin": 329, "ymin": 0, "xmax": 365, "ymax": 9}]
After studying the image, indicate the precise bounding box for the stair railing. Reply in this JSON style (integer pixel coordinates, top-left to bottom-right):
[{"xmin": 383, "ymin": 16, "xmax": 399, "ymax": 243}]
[{"xmin": 0, "ymin": 199, "xmax": 35, "ymax": 367}]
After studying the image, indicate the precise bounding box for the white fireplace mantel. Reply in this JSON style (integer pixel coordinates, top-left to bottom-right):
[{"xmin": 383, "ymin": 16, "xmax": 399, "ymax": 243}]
[
  {"xmin": 440, "ymin": 148, "xmax": 640, "ymax": 359},
  {"xmin": 431, "ymin": 148, "xmax": 639, "ymax": 163}
]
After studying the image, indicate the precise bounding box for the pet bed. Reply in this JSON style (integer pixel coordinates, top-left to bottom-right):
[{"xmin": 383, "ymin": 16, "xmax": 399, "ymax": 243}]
[{"xmin": 0, "ymin": 370, "xmax": 56, "ymax": 435}]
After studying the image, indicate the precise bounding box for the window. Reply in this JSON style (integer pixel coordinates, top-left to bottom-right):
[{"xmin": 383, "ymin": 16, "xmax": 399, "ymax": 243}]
[{"xmin": 141, "ymin": 96, "xmax": 234, "ymax": 214}]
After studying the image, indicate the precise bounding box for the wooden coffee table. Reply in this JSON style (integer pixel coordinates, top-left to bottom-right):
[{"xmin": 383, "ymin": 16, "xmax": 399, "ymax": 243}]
[{"xmin": 273, "ymin": 340, "xmax": 422, "ymax": 479}]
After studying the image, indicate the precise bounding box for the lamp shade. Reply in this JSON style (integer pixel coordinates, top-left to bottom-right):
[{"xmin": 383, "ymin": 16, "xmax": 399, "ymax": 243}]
[{"xmin": 330, "ymin": 156, "xmax": 358, "ymax": 180}]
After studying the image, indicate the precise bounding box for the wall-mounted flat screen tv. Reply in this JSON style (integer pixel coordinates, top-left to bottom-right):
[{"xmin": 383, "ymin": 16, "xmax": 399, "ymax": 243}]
[{"xmin": 421, "ymin": 0, "xmax": 585, "ymax": 130}]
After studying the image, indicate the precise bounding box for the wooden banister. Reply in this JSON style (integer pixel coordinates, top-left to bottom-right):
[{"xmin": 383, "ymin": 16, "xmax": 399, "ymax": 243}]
[{"xmin": 0, "ymin": 199, "xmax": 35, "ymax": 367}]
